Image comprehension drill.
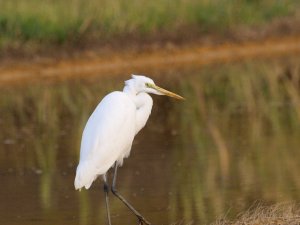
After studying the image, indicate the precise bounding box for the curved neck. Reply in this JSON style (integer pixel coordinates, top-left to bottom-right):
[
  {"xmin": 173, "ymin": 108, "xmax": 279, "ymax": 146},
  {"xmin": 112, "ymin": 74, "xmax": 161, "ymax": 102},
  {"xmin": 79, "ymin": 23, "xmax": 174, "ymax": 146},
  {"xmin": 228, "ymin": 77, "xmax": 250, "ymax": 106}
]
[
  {"xmin": 123, "ymin": 80, "xmax": 153, "ymax": 134},
  {"xmin": 133, "ymin": 93, "xmax": 153, "ymax": 134}
]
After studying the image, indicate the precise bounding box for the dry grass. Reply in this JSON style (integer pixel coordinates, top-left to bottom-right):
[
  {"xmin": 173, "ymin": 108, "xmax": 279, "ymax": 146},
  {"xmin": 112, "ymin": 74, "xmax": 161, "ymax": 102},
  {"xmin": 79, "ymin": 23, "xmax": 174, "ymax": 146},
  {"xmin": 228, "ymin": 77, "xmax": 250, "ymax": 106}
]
[{"xmin": 212, "ymin": 204, "xmax": 300, "ymax": 225}]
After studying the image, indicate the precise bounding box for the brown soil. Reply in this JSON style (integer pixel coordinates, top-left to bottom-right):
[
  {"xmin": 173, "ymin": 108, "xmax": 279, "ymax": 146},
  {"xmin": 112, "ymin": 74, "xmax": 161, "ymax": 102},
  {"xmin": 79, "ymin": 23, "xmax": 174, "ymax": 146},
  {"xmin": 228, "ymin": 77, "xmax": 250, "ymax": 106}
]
[
  {"xmin": 1, "ymin": 15, "xmax": 300, "ymax": 87},
  {"xmin": 1, "ymin": 35, "xmax": 300, "ymax": 87}
]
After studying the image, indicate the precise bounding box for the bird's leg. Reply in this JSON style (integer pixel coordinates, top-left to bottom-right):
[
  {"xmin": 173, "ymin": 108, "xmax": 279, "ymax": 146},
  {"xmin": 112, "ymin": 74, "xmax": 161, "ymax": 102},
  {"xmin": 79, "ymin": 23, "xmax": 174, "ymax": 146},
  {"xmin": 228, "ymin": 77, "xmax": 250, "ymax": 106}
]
[
  {"xmin": 103, "ymin": 174, "xmax": 112, "ymax": 225},
  {"xmin": 111, "ymin": 162, "xmax": 151, "ymax": 225}
]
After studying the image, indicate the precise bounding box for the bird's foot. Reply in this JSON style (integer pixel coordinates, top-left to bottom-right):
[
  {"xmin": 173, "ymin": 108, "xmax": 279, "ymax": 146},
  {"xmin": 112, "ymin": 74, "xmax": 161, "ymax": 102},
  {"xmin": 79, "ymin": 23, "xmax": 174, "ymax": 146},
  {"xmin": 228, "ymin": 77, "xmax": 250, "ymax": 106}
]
[{"xmin": 137, "ymin": 216, "xmax": 151, "ymax": 225}]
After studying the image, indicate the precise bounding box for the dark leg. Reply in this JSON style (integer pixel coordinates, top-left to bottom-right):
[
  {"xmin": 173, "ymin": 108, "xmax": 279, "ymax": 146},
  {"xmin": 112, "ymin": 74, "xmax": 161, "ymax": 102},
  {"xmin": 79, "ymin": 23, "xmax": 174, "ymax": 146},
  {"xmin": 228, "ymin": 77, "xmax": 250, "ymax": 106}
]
[
  {"xmin": 103, "ymin": 174, "xmax": 112, "ymax": 225},
  {"xmin": 111, "ymin": 162, "xmax": 151, "ymax": 225}
]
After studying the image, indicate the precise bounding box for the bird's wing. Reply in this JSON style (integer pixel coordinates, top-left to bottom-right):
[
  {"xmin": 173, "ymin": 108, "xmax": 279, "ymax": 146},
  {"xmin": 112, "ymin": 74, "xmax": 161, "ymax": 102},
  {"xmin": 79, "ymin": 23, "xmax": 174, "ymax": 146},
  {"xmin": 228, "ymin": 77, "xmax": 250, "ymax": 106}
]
[{"xmin": 75, "ymin": 91, "xmax": 136, "ymax": 188}]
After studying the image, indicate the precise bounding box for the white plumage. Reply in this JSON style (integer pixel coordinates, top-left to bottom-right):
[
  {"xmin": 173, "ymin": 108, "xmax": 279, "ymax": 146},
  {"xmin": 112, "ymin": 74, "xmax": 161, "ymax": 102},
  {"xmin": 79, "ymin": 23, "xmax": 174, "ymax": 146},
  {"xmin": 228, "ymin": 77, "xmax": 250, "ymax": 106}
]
[{"xmin": 74, "ymin": 75, "xmax": 184, "ymax": 190}]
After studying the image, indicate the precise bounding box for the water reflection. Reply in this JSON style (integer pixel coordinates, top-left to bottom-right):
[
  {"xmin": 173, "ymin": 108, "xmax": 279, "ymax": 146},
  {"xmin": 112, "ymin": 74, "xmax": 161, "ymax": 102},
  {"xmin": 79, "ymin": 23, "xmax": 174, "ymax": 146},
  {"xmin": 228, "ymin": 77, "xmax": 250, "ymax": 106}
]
[{"xmin": 0, "ymin": 57, "xmax": 300, "ymax": 225}]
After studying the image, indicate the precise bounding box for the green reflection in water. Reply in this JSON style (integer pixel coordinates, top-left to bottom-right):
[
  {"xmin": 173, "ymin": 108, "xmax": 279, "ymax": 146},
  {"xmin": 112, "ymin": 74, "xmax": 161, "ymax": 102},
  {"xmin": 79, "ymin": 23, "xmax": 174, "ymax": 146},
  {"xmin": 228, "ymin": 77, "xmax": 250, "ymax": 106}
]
[
  {"xmin": 0, "ymin": 78, "xmax": 119, "ymax": 224},
  {"xmin": 0, "ymin": 57, "xmax": 300, "ymax": 224},
  {"xmin": 168, "ymin": 58, "xmax": 300, "ymax": 224}
]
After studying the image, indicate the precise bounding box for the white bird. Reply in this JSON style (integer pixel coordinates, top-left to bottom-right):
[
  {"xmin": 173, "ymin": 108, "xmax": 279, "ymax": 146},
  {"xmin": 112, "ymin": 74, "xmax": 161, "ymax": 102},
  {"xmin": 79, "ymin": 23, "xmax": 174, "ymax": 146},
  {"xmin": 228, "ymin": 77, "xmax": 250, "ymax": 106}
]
[{"xmin": 74, "ymin": 75, "xmax": 184, "ymax": 225}]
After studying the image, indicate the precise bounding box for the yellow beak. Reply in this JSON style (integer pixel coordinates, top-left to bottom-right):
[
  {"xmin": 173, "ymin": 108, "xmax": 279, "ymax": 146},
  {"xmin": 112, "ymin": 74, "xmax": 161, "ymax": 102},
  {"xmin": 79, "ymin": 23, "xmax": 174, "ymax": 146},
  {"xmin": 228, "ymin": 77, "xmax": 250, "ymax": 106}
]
[{"xmin": 148, "ymin": 83, "xmax": 185, "ymax": 100}]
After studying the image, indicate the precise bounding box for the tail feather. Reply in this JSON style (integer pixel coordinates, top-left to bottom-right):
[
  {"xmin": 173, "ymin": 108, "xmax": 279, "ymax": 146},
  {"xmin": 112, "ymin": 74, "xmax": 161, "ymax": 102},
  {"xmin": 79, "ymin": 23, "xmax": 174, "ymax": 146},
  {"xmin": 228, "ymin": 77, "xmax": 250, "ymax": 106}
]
[{"xmin": 74, "ymin": 161, "xmax": 97, "ymax": 190}]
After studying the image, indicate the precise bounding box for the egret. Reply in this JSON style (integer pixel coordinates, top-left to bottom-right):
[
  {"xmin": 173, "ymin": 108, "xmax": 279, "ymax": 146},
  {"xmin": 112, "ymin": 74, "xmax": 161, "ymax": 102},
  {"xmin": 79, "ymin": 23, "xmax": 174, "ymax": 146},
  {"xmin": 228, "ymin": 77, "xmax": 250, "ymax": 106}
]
[{"xmin": 74, "ymin": 75, "xmax": 184, "ymax": 225}]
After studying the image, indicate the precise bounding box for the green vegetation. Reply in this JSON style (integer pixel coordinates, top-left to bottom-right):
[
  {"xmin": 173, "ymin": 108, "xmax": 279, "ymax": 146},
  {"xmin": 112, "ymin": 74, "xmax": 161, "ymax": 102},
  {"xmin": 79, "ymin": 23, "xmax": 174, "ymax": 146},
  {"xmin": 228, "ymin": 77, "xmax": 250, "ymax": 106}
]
[{"xmin": 0, "ymin": 0, "xmax": 299, "ymax": 50}]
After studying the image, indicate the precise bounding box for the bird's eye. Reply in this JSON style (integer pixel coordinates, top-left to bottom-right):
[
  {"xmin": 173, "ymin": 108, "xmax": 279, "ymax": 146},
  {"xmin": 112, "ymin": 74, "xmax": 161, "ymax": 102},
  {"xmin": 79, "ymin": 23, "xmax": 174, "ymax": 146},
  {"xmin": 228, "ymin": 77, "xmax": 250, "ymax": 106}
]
[{"xmin": 145, "ymin": 83, "xmax": 151, "ymax": 88}]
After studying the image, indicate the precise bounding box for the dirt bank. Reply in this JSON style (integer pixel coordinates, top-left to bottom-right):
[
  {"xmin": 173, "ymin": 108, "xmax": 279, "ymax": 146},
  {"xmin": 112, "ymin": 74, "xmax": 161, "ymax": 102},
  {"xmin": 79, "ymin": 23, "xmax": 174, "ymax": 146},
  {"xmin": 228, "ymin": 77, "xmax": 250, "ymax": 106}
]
[{"xmin": 0, "ymin": 35, "xmax": 300, "ymax": 86}]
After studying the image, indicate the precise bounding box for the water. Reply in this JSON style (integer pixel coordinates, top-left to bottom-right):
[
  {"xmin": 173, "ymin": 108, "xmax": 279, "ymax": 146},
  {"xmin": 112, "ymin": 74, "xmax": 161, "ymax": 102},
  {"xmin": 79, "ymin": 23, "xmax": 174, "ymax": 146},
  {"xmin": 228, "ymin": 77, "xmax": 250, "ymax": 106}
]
[{"xmin": 0, "ymin": 57, "xmax": 300, "ymax": 225}]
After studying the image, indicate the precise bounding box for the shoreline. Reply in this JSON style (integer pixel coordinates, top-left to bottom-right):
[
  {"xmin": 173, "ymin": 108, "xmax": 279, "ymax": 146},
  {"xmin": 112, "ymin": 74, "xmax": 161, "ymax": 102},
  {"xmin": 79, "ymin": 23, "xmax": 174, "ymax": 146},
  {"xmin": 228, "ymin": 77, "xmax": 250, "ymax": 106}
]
[{"xmin": 1, "ymin": 35, "xmax": 300, "ymax": 86}]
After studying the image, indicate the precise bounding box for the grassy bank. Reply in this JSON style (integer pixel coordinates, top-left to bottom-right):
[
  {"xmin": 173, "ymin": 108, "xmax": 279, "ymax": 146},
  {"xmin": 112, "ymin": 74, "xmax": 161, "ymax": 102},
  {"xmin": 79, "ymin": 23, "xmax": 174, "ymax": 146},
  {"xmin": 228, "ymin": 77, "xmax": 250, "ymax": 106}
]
[{"xmin": 0, "ymin": 0, "xmax": 299, "ymax": 52}]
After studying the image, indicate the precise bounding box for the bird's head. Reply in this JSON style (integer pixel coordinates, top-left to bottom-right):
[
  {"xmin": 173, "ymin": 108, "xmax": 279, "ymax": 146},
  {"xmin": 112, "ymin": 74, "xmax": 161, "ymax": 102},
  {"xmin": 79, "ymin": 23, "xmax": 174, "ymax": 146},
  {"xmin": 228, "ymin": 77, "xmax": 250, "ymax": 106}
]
[{"xmin": 126, "ymin": 74, "xmax": 185, "ymax": 100}]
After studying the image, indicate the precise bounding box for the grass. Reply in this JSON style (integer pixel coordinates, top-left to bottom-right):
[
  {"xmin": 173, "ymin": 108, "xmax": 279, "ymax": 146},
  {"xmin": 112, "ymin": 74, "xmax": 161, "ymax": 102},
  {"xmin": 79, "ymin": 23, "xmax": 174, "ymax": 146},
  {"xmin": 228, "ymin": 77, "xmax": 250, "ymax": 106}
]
[
  {"xmin": 0, "ymin": 0, "xmax": 299, "ymax": 50},
  {"xmin": 211, "ymin": 203, "xmax": 300, "ymax": 225}
]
